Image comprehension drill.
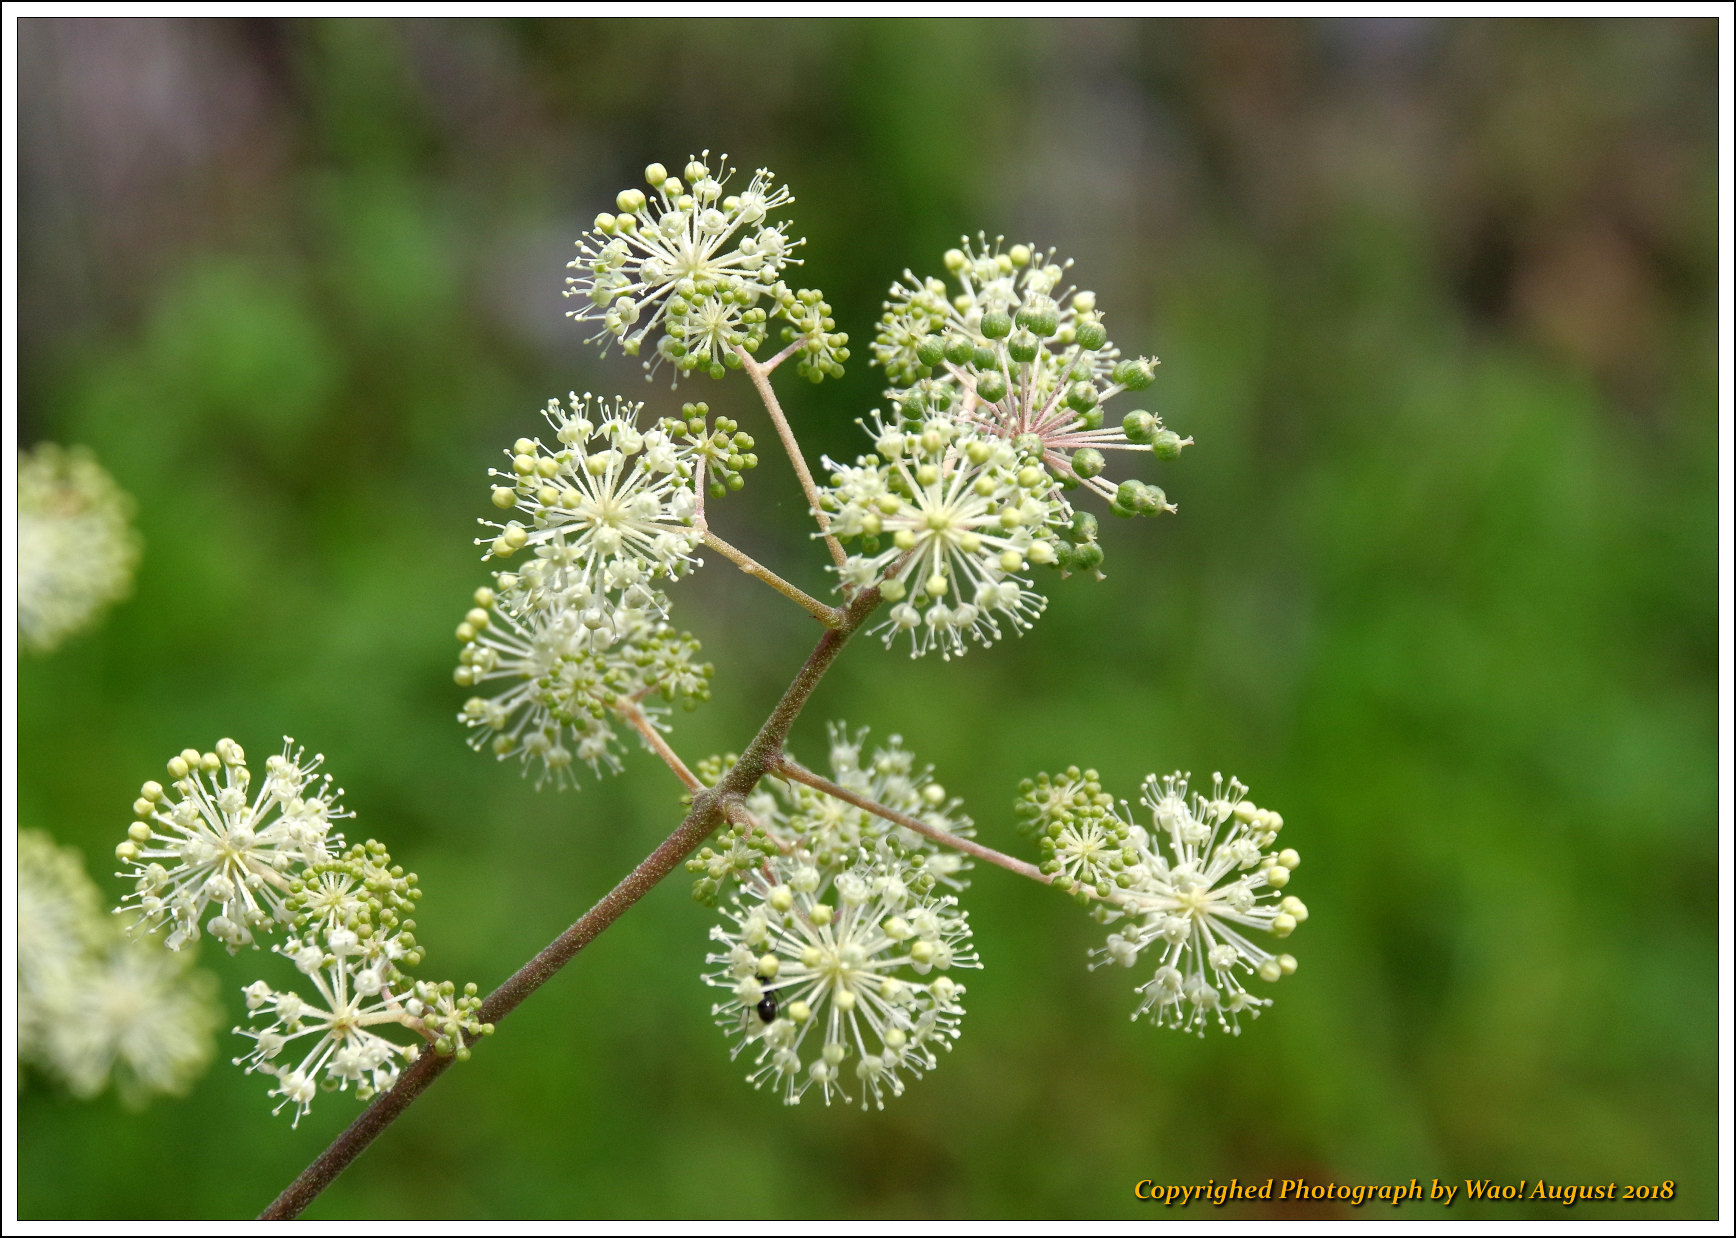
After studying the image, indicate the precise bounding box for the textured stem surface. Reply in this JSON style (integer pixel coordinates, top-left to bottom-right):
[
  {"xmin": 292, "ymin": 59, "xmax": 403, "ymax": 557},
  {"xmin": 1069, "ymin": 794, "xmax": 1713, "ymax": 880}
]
[{"xmin": 261, "ymin": 586, "xmax": 882, "ymax": 1219}]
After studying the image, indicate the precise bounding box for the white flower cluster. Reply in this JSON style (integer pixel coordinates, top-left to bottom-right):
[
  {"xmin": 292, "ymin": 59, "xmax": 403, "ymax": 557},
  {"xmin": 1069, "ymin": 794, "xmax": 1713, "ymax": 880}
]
[
  {"xmin": 20, "ymin": 830, "xmax": 219, "ymax": 1106},
  {"xmin": 115, "ymin": 738, "xmax": 348, "ymax": 953},
  {"xmin": 704, "ymin": 843, "xmax": 977, "ymax": 1110},
  {"xmin": 113, "ymin": 741, "xmax": 490, "ymax": 1124},
  {"xmin": 455, "ymin": 582, "xmax": 712, "ymax": 788},
  {"xmin": 869, "ymin": 235, "xmax": 1190, "ymax": 581},
  {"xmin": 690, "ymin": 726, "xmax": 979, "ymax": 1109},
  {"xmin": 564, "ymin": 153, "xmax": 847, "ymax": 383},
  {"xmin": 1019, "ymin": 769, "xmax": 1304, "ymax": 1035},
  {"xmin": 19, "ymin": 443, "xmax": 142, "ymax": 653},
  {"xmin": 458, "ymin": 393, "xmax": 744, "ymax": 786},
  {"xmin": 820, "ymin": 414, "xmax": 1066, "ymax": 659}
]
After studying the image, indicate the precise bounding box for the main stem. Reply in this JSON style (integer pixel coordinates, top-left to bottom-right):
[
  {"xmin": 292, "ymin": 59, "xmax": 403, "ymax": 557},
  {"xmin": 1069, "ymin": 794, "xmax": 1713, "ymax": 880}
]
[{"xmin": 260, "ymin": 585, "xmax": 882, "ymax": 1220}]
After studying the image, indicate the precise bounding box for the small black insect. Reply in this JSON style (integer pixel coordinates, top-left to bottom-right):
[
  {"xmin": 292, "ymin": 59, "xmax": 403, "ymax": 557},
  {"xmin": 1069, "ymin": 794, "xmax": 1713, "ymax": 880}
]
[{"xmin": 755, "ymin": 989, "xmax": 780, "ymax": 1023}]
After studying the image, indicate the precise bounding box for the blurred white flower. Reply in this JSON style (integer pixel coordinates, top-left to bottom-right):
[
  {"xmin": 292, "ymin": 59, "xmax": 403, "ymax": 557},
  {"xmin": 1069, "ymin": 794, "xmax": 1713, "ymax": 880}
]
[{"xmin": 18, "ymin": 443, "xmax": 142, "ymax": 652}]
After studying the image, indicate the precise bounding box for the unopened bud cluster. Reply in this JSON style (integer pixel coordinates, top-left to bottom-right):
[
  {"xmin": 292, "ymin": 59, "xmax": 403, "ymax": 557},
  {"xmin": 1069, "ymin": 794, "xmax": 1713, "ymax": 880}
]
[{"xmin": 111, "ymin": 741, "xmax": 489, "ymax": 1125}]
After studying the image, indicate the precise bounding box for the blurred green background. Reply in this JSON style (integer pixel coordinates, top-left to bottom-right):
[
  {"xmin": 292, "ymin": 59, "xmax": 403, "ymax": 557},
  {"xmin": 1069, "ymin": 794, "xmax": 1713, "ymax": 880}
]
[{"xmin": 15, "ymin": 17, "xmax": 1719, "ymax": 1220}]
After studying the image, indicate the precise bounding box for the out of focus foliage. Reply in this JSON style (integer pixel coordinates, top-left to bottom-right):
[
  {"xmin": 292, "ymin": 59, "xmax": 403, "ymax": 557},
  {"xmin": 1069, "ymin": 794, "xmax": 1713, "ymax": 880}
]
[{"xmin": 16, "ymin": 17, "xmax": 1716, "ymax": 1219}]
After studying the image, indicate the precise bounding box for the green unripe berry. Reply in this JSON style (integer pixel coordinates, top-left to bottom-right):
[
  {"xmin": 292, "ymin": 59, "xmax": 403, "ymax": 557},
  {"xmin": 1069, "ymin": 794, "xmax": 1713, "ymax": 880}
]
[
  {"xmin": 971, "ymin": 345, "xmax": 997, "ymax": 371},
  {"xmin": 1131, "ymin": 483, "xmax": 1168, "ymax": 516},
  {"xmin": 1017, "ymin": 303, "xmax": 1060, "ymax": 337},
  {"xmin": 1122, "ymin": 410, "xmax": 1155, "ymax": 443},
  {"xmin": 981, "ymin": 310, "xmax": 1012, "ymax": 339},
  {"xmin": 976, "ymin": 372, "xmax": 1007, "ymax": 403},
  {"xmin": 1013, "ymin": 432, "xmax": 1045, "ymax": 458},
  {"xmin": 1113, "ymin": 357, "xmax": 1158, "ymax": 389},
  {"xmin": 1072, "ymin": 542, "xmax": 1105, "ymax": 572},
  {"xmin": 1071, "ymin": 448, "xmax": 1105, "ymax": 479},
  {"xmin": 1078, "ymin": 407, "xmax": 1103, "ymax": 430},
  {"xmin": 1065, "ymin": 382, "xmax": 1099, "ymax": 413},
  {"xmin": 943, "ymin": 336, "xmax": 974, "ymax": 366},
  {"xmin": 1151, "ymin": 429, "xmax": 1185, "ymax": 459},
  {"xmin": 1007, "ymin": 332, "xmax": 1039, "ymax": 364},
  {"xmin": 916, "ymin": 336, "xmax": 945, "ymax": 367},
  {"xmin": 1075, "ymin": 319, "xmax": 1108, "ymax": 351},
  {"xmin": 1066, "ymin": 510, "xmax": 1099, "ymax": 544}
]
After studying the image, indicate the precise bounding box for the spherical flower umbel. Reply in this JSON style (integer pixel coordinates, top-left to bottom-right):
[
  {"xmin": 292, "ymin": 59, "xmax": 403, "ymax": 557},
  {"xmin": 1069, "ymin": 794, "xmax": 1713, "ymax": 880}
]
[
  {"xmin": 233, "ymin": 926, "xmax": 426, "ymax": 1127},
  {"xmin": 872, "ymin": 237, "xmax": 1188, "ymax": 571},
  {"xmin": 565, "ymin": 153, "xmax": 803, "ymax": 379},
  {"xmin": 705, "ymin": 846, "xmax": 978, "ymax": 1109},
  {"xmin": 479, "ymin": 392, "xmax": 704, "ymax": 597},
  {"xmin": 115, "ymin": 739, "xmax": 349, "ymax": 953},
  {"xmin": 455, "ymin": 583, "xmax": 712, "ymax": 788},
  {"xmin": 820, "ymin": 414, "xmax": 1066, "ymax": 658},
  {"xmin": 1083, "ymin": 772, "xmax": 1304, "ymax": 1036},
  {"xmin": 19, "ymin": 443, "xmax": 142, "ymax": 653}
]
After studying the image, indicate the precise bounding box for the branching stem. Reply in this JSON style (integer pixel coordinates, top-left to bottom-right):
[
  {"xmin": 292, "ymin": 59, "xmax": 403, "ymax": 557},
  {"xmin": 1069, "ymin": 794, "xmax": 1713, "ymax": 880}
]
[
  {"xmin": 701, "ymin": 529, "xmax": 842, "ymax": 627},
  {"xmin": 615, "ymin": 698, "xmax": 702, "ymax": 791},
  {"xmin": 773, "ymin": 757, "xmax": 1052, "ymax": 885},
  {"xmin": 260, "ymin": 586, "xmax": 883, "ymax": 1220},
  {"xmin": 734, "ymin": 343, "xmax": 848, "ymax": 573}
]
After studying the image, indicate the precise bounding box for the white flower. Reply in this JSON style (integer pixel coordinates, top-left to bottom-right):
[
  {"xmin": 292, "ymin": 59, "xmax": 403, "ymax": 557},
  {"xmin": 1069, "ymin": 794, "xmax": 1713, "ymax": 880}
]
[
  {"xmin": 455, "ymin": 584, "xmax": 711, "ymax": 788},
  {"xmin": 18, "ymin": 443, "xmax": 142, "ymax": 653},
  {"xmin": 233, "ymin": 924, "xmax": 424, "ymax": 1127},
  {"xmin": 478, "ymin": 392, "xmax": 703, "ymax": 597},
  {"xmin": 114, "ymin": 738, "xmax": 348, "ymax": 953},
  {"xmin": 46, "ymin": 917, "xmax": 221, "ymax": 1105},
  {"xmin": 1087, "ymin": 772, "xmax": 1304, "ymax": 1035},
  {"xmin": 704, "ymin": 846, "xmax": 978, "ymax": 1109},
  {"xmin": 565, "ymin": 154, "xmax": 800, "ymax": 378},
  {"xmin": 818, "ymin": 415, "xmax": 1065, "ymax": 658},
  {"xmin": 22, "ymin": 831, "xmax": 220, "ymax": 1104},
  {"xmin": 20, "ymin": 830, "xmax": 108, "ymax": 1068}
]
